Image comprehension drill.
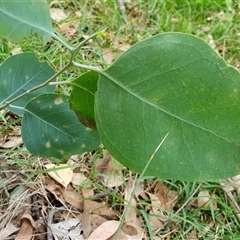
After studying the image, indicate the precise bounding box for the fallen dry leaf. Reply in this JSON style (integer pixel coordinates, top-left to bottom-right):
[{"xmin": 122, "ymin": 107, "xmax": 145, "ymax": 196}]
[
  {"xmin": 108, "ymin": 230, "xmax": 127, "ymax": 240},
  {"xmin": 0, "ymin": 134, "xmax": 22, "ymax": 148},
  {"xmin": 75, "ymin": 10, "xmax": 82, "ymax": 17},
  {"xmin": 84, "ymin": 200, "xmax": 116, "ymax": 218},
  {"xmin": 90, "ymin": 214, "xmax": 108, "ymax": 232},
  {"xmin": 124, "ymin": 180, "xmax": 140, "ymax": 226},
  {"xmin": 118, "ymin": 44, "xmax": 131, "ymax": 52},
  {"xmin": 147, "ymin": 192, "xmax": 166, "ymax": 222},
  {"xmin": 62, "ymin": 185, "xmax": 84, "ymax": 210},
  {"xmin": 95, "ymin": 150, "xmax": 124, "ymax": 187},
  {"xmin": 121, "ymin": 223, "xmax": 145, "ymax": 240},
  {"xmin": 71, "ymin": 172, "xmax": 87, "ymax": 186},
  {"xmin": 230, "ymin": 174, "xmax": 240, "ymax": 194},
  {"xmin": 124, "ymin": 197, "xmax": 138, "ymax": 224},
  {"xmin": 81, "ymin": 211, "xmax": 92, "ymax": 238},
  {"xmin": 155, "ymin": 182, "xmax": 177, "ymax": 211},
  {"xmin": 148, "ymin": 209, "xmax": 164, "ymax": 231},
  {"xmin": 122, "ymin": 223, "xmax": 138, "ymax": 235},
  {"xmin": 88, "ymin": 220, "xmax": 120, "ymax": 240},
  {"xmin": 20, "ymin": 214, "xmax": 36, "ymax": 229},
  {"xmin": 45, "ymin": 164, "xmax": 73, "ymax": 188},
  {"xmin": 9, "ymin": 185, "xmax": 28, "ymax": 203},
  {"xmin": 49, "ymin": 218, "xmax": 84, "ymax": 240},
  {"xmin": 198, "ymin": 221, "xmax": 215, "ymax": 238},
  {"xmin": 137, "ymin": 191, "xmax": 164, "ymax": 231},
  {"xmin": 221, "ymin": 175, "xmax": 240, "ymax": 221},
  {"xmin": 187, "ymin": 228, "xmax": 198, "ymax": 240},
  {"xmin": 171, "ymin": 17, "xmax": 179, "ymax": 23},
  {"xmin": 82, "ymin": 199, "xmax": 117, "ymax": 238},
  {"xmin": 82, "ymin": 187, "xmax": 94, "ymax": 199},
  {"xmin": 45, "ymin": 177, "xmax": 66, "ymax": 205},
  {"xmin": 0, "ymin": 223, "xmax": 19, "ymax": 239},
  {"xmin": 95, "ymin": 149, "xmax": 112, "ymax": 174},
  {"xmin": 11, "ymin": 47, "xmax": 22, "ymax": 55},
  {"xmin": 50, "ymin": 8, "xmax": 67, "ymax": 22},
  {"xmin": 102, "ymin": 48, "xmax": 118, "ymax": 64},
  {"xmin": 15, "ymin": 217, "xmax": 34, "ymax": 240},
  {"xmin": 104, "ymin": 173, "xmax": 123, "ymax": 188},
  {"xmin": 57, "ymin": 22, "xmax": 78, "ymax": 39},
  {"xmin": 197, "ymin": 190, "xmax": 217, "ymax": 210},
  {"xmin": 102, "ymin": 37, "xmax": 131, "ymax": 64}
]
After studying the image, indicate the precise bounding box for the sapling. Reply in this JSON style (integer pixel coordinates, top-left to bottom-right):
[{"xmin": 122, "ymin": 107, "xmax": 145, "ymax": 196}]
[{"xmin": 1, "ymin": 1, "xmax": 240, "ymax": 181}]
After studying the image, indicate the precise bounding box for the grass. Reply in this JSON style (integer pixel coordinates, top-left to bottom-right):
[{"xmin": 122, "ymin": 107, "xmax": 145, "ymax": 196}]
[{"xmin": 1, "ymin": 0, "xmax": 240, "ymax": 239}]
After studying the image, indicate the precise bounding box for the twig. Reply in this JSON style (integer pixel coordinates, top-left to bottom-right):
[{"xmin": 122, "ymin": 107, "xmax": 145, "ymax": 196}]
[
  {"xmin": 72, "ymin": 61, "xmax": 103, "ymax": 73},
  {"xmin": 52, "ymin": 33, "xmax": 74, "ymax": 52},
  {"xmin": 89, "ymin": 192, "xmax": 109, "ymax": 199},
  {"xmin": 47, "ymin": 205, "xmax": 70, "ymax": 240},
  {"xmin": 0, "ymin": 30, "xmax": 105, "ymax": 110}
]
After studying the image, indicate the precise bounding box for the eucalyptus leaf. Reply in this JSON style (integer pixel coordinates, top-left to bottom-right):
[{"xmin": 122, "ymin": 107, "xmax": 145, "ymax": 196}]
[
  {"xmin": 0, "ymin": 0, "xmax": 54, "ymax": 43},
  {"xmin": 22, "ymin": 93, "xmax": 100, "ymax": 158},
  {"xmin": 95, "ymin": 32, "xmax": 240, "ymax": 181},
  {"xmin": 0, "ymin": 53, "xmax": 55, "ymax": 116}
]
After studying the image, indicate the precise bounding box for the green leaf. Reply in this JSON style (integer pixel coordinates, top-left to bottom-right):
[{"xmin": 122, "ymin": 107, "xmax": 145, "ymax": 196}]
[
  {"xmin": 69, "ymin": 71, "xmax": 98, "ymax": 129},
  {"xmin": 95, "ymin": 32, "xmax": 240, "ymax": 181},
  {"xmin": 0, "ymin": 0, "xmax": 53, "ymax": 43},
  {"xmin": 22, "ymin": 93, "xmax": 100, "ymax": 158},
  {"xmin": 0, "ymin": 53, "xmax": 55, "ymax": 116}
]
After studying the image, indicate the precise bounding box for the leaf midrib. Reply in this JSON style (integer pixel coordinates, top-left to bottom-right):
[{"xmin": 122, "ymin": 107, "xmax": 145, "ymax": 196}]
[
  {"xmin": 23, "ymin": 96, "xmax": 82, "ymax": 140},
  {"xmin": 0, "ymin": 7, "xmax": 53, "ymax": 37},
  {"xmin": 100, "ymin": 71, "xmax": 231, "ymax": 143}
]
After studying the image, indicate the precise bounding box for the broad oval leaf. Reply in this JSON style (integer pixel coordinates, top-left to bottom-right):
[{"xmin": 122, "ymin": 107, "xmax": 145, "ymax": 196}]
[
  {"xmin": 0, "ymin": 53, "xmax": 55, "ymax": 116},
  {"xmin": 95, "ymin": 32, "xmax": 240, "ymax": 181},
  {"xmin": 0, "ymin": 0, "xmax": 53, "ymax": 43},
  {"xmin": 69, "ymin": 71, "xmax": 98, "ymax": 129},
  {"xmin": 22, "ymin": 93, "xmax": 100, "ymax": 158}
]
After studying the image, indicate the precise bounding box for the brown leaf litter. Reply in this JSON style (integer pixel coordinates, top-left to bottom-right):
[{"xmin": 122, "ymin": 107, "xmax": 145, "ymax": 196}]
[
  {"xmin": 2, "ymin": 129, "xmax": 240, "ymax": 239},
  {"xmin": 0, "ymin": 149, "xmax": 178, "ymax": 239}
]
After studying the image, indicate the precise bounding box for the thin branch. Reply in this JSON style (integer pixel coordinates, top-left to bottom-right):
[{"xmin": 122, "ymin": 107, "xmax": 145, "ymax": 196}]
[
  {"xmin": 72, "ymin": 61, "xmax": 103, "ymax": 73},
  {"xmin": 0, "ymin": 30, "xmax": 104, "ymax": 110},
  {"xmin": 52, "ymin": 33, "xmax": 74, "ymax": 52},
  {"xmin": 9, "ymin": 104, "xmax": 23, "ymax": 110},
  {"xmin": 48, "ymin": 81, "xmax": 72, "ymax": 86}
]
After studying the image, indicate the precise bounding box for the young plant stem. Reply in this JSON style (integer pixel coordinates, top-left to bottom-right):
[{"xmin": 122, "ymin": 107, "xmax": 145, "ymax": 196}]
[
  {"xmin": 72, "ymin": 61, "xmax": 103, "ymax": 73},
  {"xmin": 48, "ymin": 81, "xmax": 70, "ymax": 86},
  {"xmin": 52, "ymin": 33, "xmax": 74, "ymax": 52},
  {"xmin": 0, "ymin": 31, "xmax": 104, "ymax": 110}
]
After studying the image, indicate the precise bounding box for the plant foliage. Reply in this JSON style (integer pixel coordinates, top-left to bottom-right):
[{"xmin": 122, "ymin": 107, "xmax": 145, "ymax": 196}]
[
  {"xmin": 1, "ymin": 0, "xmax": 240, "ymax": 181},
  {"xmin": 0, "ymin": 0, "xmax": 54, "ymax": 43}
]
